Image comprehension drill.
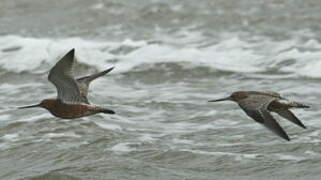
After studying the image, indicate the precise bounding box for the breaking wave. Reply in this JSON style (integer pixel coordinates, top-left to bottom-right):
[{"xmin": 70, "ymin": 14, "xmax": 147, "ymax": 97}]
[{"xmin": 1, "ymin": 34, "xmax": 321, "ymax": 78}]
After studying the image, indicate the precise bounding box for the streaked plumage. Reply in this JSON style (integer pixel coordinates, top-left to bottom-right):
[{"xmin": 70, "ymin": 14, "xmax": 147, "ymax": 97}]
[
  {"xmin": 19, "ymin": 49, "xmax": 115, "ymax": 119},
  {"xmin": 209, "ymin": 91, "xmax": 309, "ymax": 141}
]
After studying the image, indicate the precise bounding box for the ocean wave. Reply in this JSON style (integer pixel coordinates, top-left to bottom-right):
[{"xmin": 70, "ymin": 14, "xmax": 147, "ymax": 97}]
[
  {"xmin": 108, "ymin": 142, "xmax": 137, "ymax": 153},
  {"xmin": 1, "ymin": 35, "xmax": 321, "ymax": 78}
]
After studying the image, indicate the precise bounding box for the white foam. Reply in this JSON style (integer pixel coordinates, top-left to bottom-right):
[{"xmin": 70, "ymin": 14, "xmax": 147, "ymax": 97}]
[
  {"xmin": 0, "ymin": 143, "xmax": 10, "ymax": 150},
  {"xmin": 138, "ymin": 134, "xmax": 157, "ymax": 142},
  {"xmin": 90, "ymin": 2, "xmax": 105, "ymax": 10},
  {"xmin": 0, "ymin": 83, "xmax": 40, "ymax": 90},
  {"xmin": 304, "ymin": 150, "xmax": 319, "ymax": 156},
  {"xmin": 94, "ymin": 121, "xmax": 122, "ymax": 131},
  {"xmin": 0, "ymin": 36, "xmax": 50, "ymax": 73},
  {"xmin": 164, "ymin": 122, "xmax": 212, "ymax": 133},
  {"xmin": 182, "ymin": 149, "xmax": 259, "ymax": 160},
  {"xmin": 275, "ymin": 154, "xmax": 305, "ymax": 161},
  {"xmin": 2, "ymin": 133, "xmax": 19, "ymax": 141},
  {"xmin": 116, "ymin": 37, "xmax": 263, "ymax": 73},
  {"xmin": 172, "ymin": 138, "xmax": 195, "ymax": 145},
  {"xmin": 307, "ymin": 131, "xmax": 320, "ymax": 137},
  {"xmin": 44, "ymin": 132, "xmax": 81, "ymax": 138},
  {"xmin": 0, "ymin": 114, "xmax": 11, "ymax": 121},
  {"xmin": 2, "ymin": 34, "xmax": 321, "ymax": 78},
  {"xmin": 0, "ymin": 35, "xmax": 118, "ymax": 73},
  {"xmin": 109, "ymin": 142, "xmax": 136, "ymax": 153},
  {"xmin": 0, "ymin": 35, "xmax": 262, "ymax": 74},
  {"xmin": 17, "ymin": 113, "xmax": 52, "ymax": 122}
]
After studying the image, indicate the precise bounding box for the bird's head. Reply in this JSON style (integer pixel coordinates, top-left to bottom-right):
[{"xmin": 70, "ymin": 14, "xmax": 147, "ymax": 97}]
[{"xmin": 208, "ymin": 91, "xmax": 248, "ymax": 103}]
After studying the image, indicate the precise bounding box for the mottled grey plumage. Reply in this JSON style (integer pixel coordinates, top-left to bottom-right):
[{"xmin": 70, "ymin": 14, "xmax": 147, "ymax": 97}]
[
  {"xmin": 48, "ymin": 49, "xmax": 114, "ymax": 105},
  {"xmin": 209, "ymin": 91, "xmax": 309, "ymax": 141}
]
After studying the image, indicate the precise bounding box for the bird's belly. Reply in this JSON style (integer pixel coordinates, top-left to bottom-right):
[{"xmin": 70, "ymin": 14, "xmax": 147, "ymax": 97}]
[{"xmin": 49, "ymin": 104, "xmax": 95, "ymax": 119}]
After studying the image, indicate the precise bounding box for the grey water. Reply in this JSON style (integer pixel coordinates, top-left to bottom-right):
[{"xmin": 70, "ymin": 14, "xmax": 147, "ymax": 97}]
[{"xmin": 1, "ymin": 0, "xmax": 321, "ymax": 179}]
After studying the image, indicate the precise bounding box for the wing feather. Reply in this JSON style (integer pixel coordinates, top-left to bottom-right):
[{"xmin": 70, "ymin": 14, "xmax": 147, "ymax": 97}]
[
  {"xmin": 48, "ymin": 49, "xmax": 87, "ymax": 104},
  {"xmin": 238, "ymin": 94, "xmax": 290, "ymax": 141},
  {"xmin": 275, "ymin": 109, "xmax": 306, "ymax": 129},
  {"xmin": 76, "ymin": 67, "xmax": 114, "ymax": 104},
  {"xmin": 260, "ymin": 108, "xmax": 290, "ymax": 141}
]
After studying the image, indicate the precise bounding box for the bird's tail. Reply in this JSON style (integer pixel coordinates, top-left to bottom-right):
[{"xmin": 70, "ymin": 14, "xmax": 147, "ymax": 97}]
[
  {"xmin": 77, "ymin": 67, "xmax": 114, "ymax": 84},
  {"xmin": 98, "ymin": 107, "xmax": 116, "ymax": 114},
  {"xmin": 289, "ymin": 101, "xmax": 310, "ymax": 108}
]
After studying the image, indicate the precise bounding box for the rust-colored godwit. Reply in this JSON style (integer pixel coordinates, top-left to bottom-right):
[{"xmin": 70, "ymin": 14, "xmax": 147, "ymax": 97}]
[
  {"xmin": 209, "ymin": 91, "xmax": 309, "ymax": 141},
  {"xmin": 19, "ymin": 49, "xmax": 115, "ymax": 119}
]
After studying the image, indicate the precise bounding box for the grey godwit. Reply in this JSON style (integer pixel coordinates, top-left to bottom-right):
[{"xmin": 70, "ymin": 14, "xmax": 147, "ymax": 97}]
[
  {"xmin": 19, "ymin": 49, "xmax": 115, "ymax": 119},
  {"xmin": 209, "ymin": 91, "xmax": 309, "ymax": 141}
]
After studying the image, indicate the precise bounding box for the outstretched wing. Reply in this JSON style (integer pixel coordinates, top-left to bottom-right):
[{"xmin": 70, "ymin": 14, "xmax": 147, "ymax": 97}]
[
  {"xmin": 48, "ymin": 49, "xmax": 87, "ymax": 104},
  {"xmin": 76, "ymin": 67, "xmax": 114, "ymax": 104},
  {"xmin": 238, "ymin": 95, "xmax": 290, "ymax": 141},
  {"xmin": 275, "ymin": 109, "xmax": 306, "ymax": 129},
  {"xmin": 260, "ymin": 108, "xmax": 290, "ymax": 141}
]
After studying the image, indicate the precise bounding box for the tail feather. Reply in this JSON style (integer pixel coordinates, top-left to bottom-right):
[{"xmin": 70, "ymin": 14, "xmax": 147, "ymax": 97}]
[
  {"xmin": 290, "ymin": 102, "xmax": 310, "ymax": 108},
  {"xmin": 98, "ymin": 107, "xmax": 115, "ymax": 114}
]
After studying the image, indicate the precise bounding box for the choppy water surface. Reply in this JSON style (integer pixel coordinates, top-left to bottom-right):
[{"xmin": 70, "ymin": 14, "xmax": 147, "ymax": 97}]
[{"xmin": 1, "ymin": 0, "xmax": 321, "ymax": 179}]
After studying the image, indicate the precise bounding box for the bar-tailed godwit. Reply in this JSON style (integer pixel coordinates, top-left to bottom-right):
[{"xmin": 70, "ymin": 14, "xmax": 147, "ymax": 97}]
[
  {"xmin": 19, "ymin": 49, "xmax": 115, "ymax": 119},
  {"xmin": 209, "ymin": 91, "xmax": 309, "ymax": 141}
]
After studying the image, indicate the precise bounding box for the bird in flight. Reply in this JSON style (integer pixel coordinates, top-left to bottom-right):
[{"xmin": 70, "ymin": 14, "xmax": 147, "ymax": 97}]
[
  {"xmin": 209, "ymin": 91, "xmax": 309, "ymax": 141},
  {"xmin": 19, "ymin": 49, "xmax": 115, "ymax": 119}
]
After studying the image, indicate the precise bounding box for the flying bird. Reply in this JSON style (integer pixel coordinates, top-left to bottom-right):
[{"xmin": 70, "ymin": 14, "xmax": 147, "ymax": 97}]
[
  {"xmin": 209, "ymin": 91, "xmax": 309, "ymax": 141},
  {"xmin": 19, "ymin": 49, "xmax": 115, "ymax": 119}
]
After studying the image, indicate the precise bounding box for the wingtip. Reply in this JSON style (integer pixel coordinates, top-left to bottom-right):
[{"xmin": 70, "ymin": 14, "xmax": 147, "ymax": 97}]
[
  {"xmin": 61, "ymin": 48, "xmax": 75, "ymax": 59},
  {"xmin": 282, "ymin": 135, "xmax": 291, "ymax": 141},
  {"xmin": 282, "ymin": 134, "xmax": 291, "ymax": 141},
  {"xmin": 100, "ymin": 66, "xmax": 115, "ymax": 75},
  {"xmin": 68, "ymin": 48, "xmax": 75, "ymax": 56},
  {"xmin": 106, "ymin": 66, "xmax": 115, "ymax": 73},
  {"xmin": 285, "ymin": 134, "xmax": 291, "ymax": 141}
]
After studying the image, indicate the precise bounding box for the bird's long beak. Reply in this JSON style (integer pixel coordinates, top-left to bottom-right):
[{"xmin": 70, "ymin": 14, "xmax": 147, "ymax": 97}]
[
  {"xmin": 18, "ymin": 104, "xmax": 41, "ymax": 109},
  {"xmin": 208, "ymin": 97, "xmax": 232, "ymax": 102}
]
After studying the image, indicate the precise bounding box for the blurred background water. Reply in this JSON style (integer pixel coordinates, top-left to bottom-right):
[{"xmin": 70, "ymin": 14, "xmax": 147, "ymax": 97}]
[{"xmin": 1, "ymin": 0, "xmax": 321, "ymax": 179}]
